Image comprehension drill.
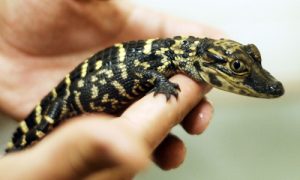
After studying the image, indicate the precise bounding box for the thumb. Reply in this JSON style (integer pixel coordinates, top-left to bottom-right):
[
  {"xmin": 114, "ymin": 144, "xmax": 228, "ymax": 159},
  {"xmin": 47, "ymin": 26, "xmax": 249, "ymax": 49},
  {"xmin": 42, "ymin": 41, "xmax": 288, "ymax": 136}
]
[{"xmin": 4, "ymin": 115, "xmax": 149, "ymax": 180}]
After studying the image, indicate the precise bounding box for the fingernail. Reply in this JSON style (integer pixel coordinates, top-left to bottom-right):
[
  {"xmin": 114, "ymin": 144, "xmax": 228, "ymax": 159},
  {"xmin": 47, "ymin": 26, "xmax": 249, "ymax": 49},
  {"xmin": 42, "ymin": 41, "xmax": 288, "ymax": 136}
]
[{"xmin": 197, "ymin": 99, "xmax": 214, "ymax": 134}]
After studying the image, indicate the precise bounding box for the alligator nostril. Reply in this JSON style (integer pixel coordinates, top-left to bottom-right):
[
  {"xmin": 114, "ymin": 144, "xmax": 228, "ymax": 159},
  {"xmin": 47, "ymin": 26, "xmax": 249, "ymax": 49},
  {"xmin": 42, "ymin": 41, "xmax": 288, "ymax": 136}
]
[
  {"xmin": 269, "ymin": 85, "xmax": 276, "ymax": 92},
  {"xmin": 268, "ymin": 82, "xmax": 284, "ymax": 96}
]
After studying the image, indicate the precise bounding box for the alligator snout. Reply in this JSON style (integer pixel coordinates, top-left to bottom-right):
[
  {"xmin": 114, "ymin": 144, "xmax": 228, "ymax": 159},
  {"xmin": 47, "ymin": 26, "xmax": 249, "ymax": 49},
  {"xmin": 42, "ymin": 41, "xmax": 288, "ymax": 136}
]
[{"xmin": 267, "ymin": 81, "xmax": 284, "ymax": 97}]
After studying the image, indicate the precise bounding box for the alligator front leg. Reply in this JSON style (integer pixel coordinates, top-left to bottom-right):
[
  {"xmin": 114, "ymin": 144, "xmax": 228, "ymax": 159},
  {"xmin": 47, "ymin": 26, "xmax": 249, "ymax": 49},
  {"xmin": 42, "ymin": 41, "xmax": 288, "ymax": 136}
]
[{"xmin": 135, "ymin": 68, "xmax": 180, "ymax": 100}]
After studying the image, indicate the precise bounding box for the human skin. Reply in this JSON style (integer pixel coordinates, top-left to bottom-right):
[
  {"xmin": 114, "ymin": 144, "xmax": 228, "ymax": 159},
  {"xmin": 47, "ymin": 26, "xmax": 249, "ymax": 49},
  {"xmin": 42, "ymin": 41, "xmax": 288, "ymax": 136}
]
[{"xmin": 0, "ymin": 0, "xmax": 220, "ymax": 179}]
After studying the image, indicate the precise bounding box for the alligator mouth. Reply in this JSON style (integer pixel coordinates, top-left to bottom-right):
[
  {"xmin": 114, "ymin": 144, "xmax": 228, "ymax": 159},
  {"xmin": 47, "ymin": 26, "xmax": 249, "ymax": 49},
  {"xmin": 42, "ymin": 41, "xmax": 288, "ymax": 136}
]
[
  {"xmin": 243, "ymin": 69, "xmax": 285, "ymax": 98},
  {"xmin": 265, "ymin": 81, "xmax": 284, "ymax": 97}
]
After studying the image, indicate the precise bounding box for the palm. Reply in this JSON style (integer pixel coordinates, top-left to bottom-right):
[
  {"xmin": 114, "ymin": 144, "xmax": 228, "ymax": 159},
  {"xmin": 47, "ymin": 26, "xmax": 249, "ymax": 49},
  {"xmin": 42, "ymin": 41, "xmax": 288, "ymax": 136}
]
[{"xmin": 0, "ymin": 0, "xmax": 220, "ymax": 120}]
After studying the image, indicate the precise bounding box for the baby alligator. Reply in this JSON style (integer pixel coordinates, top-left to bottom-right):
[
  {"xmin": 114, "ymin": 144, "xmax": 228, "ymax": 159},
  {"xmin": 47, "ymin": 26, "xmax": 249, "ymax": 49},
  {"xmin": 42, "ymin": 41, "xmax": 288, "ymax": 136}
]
[{"xmin": 5, "ymin": 36, "xmax": 284, "ymax": 153}]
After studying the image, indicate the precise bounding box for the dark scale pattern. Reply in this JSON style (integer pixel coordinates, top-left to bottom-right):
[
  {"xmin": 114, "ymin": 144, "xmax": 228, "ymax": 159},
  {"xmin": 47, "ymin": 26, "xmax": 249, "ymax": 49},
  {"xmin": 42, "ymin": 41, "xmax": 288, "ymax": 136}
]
[
  {"xmin": 5, "ymin": 36, "xmax": 284, "ymax": 153},
  {"xmin": 208, "ymin": 73, "xmax": 222, "ymax": 87},
  {"xmin": 151, "ymin": 38, "xmax": 175, "ymax": 51}
]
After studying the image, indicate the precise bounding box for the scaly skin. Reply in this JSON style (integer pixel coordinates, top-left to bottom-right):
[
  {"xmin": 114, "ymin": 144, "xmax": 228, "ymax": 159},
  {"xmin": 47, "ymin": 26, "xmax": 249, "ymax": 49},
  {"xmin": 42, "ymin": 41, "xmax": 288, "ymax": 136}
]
[{"xmin": 6, "ymin": 36, "xmax": 284, "ymax": 153}]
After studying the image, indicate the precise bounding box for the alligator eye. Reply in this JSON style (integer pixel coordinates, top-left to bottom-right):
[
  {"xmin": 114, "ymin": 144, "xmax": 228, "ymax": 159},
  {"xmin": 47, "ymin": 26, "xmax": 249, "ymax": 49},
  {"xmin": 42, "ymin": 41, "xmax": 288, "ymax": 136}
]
[{"xmin": 230, "ymin": 60, "xmax": 247, "ymax": 73}]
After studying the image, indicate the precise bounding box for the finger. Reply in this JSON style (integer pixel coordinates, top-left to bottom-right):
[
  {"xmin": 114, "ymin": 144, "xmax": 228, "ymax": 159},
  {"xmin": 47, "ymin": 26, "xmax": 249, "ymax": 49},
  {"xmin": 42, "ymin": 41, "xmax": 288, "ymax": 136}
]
[
  {"xmin": 153, "ymin": 134, "xmax": 186, "ymax": 170},
  {"xmin": 83, "ymin": 166, "xmax": 135, "ymax": 180},
  {"xmin": 181, "ymin": 98, "xmax": 214, "ymax": 135},
  {"xmin": 121, "ymin": 74, "xmax": 211, "ymax": 150},
  {"xmin": 116, "ymin": 5, "xmax": 224, "ymax": 42},
  {"xmin": 17, "ymin": 114, "xmax": 149, "ymax": 180}
]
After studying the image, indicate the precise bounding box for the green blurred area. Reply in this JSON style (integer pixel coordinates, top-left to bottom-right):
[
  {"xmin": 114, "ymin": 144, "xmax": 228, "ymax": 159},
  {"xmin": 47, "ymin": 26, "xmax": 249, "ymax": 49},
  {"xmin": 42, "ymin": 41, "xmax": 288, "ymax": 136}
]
[{"xmin": 137, "ymin": 83, "xmax": 300, "ymax": 180}]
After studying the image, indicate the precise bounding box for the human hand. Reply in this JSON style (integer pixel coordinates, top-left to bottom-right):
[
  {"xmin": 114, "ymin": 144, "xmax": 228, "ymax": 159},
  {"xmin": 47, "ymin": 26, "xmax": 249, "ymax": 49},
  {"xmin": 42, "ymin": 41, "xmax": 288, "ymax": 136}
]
[
  {"xmin": 0, "ymin": 0, "xmax": 221, "ymax": 179},
  {"xmin": 0, "ymin": 75, "xmax": 213, "ymax": 179},
  {"xmin": 0, "ymin": 0, "xmax": 221, "ymax": 119}
]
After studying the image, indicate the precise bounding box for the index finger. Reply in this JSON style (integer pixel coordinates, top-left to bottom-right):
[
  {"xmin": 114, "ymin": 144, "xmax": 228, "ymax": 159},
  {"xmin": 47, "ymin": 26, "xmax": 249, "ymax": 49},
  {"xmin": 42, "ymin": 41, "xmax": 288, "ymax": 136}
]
[{"xmin": 121, "ymin": 74, "xmax": 210, "ymax": 150}]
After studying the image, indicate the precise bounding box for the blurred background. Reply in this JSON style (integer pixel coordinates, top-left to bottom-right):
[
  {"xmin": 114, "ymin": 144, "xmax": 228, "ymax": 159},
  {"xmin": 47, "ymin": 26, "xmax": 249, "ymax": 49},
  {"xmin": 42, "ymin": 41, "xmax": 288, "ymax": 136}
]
[{"xmin": 0, "ymin": 0, "xmax": 299, "ymax": 179}]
